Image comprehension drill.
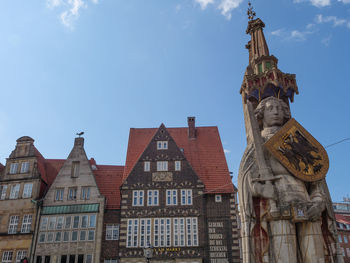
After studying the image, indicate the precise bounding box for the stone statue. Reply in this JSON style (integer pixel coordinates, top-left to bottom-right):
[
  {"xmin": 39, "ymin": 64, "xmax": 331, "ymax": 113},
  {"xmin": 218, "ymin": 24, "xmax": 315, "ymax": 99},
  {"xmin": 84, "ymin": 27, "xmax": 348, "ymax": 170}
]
[{"xmin": 238, "ymin": 97, "xmax": 342, "ymax": 263}]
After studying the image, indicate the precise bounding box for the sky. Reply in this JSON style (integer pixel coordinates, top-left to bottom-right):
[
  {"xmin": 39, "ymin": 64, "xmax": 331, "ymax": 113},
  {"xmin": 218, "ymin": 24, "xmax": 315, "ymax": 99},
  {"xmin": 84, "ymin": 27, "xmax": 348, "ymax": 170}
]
[{"xmin": 0, "ymin": 0, "xmax": 349, "ymax": 202}]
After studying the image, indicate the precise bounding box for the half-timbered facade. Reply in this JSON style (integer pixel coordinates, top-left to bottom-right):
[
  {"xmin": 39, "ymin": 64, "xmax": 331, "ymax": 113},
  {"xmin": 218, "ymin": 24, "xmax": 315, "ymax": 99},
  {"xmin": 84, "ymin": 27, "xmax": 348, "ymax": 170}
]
[{"xmin": 119, "ymin": 117, "xmax": 239, "ymax": 263}]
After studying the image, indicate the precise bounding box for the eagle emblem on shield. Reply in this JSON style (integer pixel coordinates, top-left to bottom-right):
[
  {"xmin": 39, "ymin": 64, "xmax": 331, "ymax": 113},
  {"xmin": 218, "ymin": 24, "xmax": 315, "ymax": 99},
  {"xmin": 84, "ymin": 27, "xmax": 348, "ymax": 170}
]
[{"xmin": 264, "ymin": 118, "xmax": 329, "ymax": 182}]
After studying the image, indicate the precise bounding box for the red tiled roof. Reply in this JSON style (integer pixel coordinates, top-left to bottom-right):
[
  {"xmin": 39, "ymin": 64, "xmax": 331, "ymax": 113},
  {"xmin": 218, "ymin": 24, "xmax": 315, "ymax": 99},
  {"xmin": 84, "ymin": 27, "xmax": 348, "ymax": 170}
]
[
  {"xmin": 336, "ymin": 214, "xmax": 350, "ymax": 225},
  {"xmin": 123, "ymin": 126, "xmax": 234, "ymax": 193},
  {"xmin": 45, "ymin": 159, "xmax": 65, "ymax": 187},
  {"xmin": 94, "ymin": 165, "xmax": 124, "ymax": 209},
  {"xmin": 34, "ymin": 147, "xmax": 49, "ymax": 184}
]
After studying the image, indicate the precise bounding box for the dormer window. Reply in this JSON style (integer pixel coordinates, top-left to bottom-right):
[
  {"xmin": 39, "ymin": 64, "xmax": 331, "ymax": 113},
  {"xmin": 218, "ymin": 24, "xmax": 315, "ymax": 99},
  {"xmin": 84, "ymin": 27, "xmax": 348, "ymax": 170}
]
[
  {"xmin": 20, "ymin": 162, "xmax": 30, "ymax": 173},
  {"xmin": 71, "ymin": 162, "xmax": 80, "ymax": 178},
  {"xmin": 157, "ymin": 141, "xmax": 168, "ymax": 150},
  {"xmin": 144, "ymin": 161, "xmax": 150, "ymax": 172},
  {"xmin": 9, "ymin": 163, "xmax": 18, "ymax": 174},
  {"xmin": 265, "ymin": 61, "xmax": 272, "ymax": 70},
  {"xmin": 258, "ymin": 63, "xmax": 263, "ymax": 73}
]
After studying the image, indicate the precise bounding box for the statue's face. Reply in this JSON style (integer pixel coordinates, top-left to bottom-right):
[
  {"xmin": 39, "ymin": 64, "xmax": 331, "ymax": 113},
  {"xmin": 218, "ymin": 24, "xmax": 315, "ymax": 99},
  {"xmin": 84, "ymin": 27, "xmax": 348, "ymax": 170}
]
[{"xmin": 263, "ymin": 99, "xmax": 284, "ymax": 128}]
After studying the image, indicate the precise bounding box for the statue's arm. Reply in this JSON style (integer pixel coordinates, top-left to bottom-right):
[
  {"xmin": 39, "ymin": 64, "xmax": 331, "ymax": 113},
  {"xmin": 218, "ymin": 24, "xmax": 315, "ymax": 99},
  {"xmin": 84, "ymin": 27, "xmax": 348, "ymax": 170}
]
[
  {"xmin": 247, "ymin": 170, "xmax": 276, "ymax": 200},
  {"xmin": 306, "ymin": 181, "xmax": 326, "ymax": 221}
]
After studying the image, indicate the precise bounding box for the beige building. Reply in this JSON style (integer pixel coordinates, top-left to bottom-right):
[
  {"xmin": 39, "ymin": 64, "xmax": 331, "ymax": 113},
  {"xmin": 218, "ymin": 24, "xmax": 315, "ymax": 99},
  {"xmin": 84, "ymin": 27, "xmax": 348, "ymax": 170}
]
[
  {"xmin": 0, "ymin": 136, "xmax": 50, "ymax": 263},
  {"xmin": 34, "ymin": 137, "xmax": 105, "ymax": 263}
]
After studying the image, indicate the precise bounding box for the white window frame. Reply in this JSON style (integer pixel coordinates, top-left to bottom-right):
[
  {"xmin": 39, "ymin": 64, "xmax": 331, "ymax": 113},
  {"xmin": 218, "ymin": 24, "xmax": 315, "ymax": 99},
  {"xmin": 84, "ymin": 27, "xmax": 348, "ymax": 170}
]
[
  {"xmin": 2, "ymin": 251, "xmax": 13, "ymax": 263},
  {"xmin": 215, "ymin": 194, "xmax": 222, "ymax": 202},
  {"xmin": 157, "ymin": 161, "xmax": 168, "ymax": 171},
  {"xmin": 147, "ymin": 190, "xmax": 159, "ymax": 206},
  {"xmin": 132, "ymin": 190, "xmax": 144, "ymax": 206},
  {"xmin": 0, "ymin": 185, "xmax": 7, "ymax": 200},
  {"xmin": 10, "ymin": 163, "xmax": 18, "ymax": 174},
  {"xmin": 10, "ymin": 184, "xmax": 20, "ymax": 199},
  {"xmin": 181, "ymin": 189, "xmax": 192, "ymax": 205},
  {"xmin": 56, "ymin": 216, "xmax": 64, "ymax": 229},
  {"xmin": 20, "ymin": 162, "xmax": 30, "ymax": 173},
  {"xmin": 157, "ymin": 141, "xmax": 168, "ymax": 150},
  {"xmin": 86, "ymin": 255, "xmax": 93, "ymax": 263},
  {"xmin": 166, "ymin": 218, "xmax": 171, "ymax": 247},
  {"xmin": 154, "ymin": 219, "xmax": 159, "ymax": 247},
  {"xmin": 22, "ymin": 183, "xmax": 33, "ymax": 198},
  {"xmin": 8, "ymin": 215, "xmax": 19, "ymax": 234},
  {"xmin": 166, "ymin": 189, "xmax": 177, "ymax": 205},
  {"xmin": 144, "ymin": 161, "xmax": 150, "ymax": 172},
  {"xmin": 39, "ymin": 232, "xmax": 46, "ymax": 243},
  {"xmin": 175, "ymin": 161, "xmax": 181, "ymax": 171},
  {"xmin": 127, "ymin": 219, "xmax": 139, "ymax": 247},
  {"xmin": 55, "ymin": 188, "xmax": 64, "ymax": 201},
  {"xmin": 21, "ymin": 214, "xmax": 32, "ymax": 233},
  {"xmin": 48, "ymin": 217, "xmax": 57, "ymax": 230},
  {"xmin": 106, "ymin": 224, "xmax": 120, "ymax": 240},
  {"xmin": 47, "ymin": 232, "xmax": 54, "ymax": 242},
  {"xmin": 68, "ymin": 187, "xmax": 77, "ymax": 200},
  {"xmin": 81, "ymin": 187, "xmax": 90, "ymax": 200},
  {"xmin": 16, "ymin": 250, "xmax": 27, "ymax": 263},
  {"xmin": 40, "ymin": 217, "xmax": 48, "ymax": 230}
]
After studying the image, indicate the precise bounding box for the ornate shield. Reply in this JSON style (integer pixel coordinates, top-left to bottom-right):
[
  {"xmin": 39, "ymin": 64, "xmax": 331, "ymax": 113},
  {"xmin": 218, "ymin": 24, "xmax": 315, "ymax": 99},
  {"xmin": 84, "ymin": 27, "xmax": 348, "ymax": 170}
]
[{"xmin": 264, "ymin": 118, "xmax": 329, "ymax": 182}]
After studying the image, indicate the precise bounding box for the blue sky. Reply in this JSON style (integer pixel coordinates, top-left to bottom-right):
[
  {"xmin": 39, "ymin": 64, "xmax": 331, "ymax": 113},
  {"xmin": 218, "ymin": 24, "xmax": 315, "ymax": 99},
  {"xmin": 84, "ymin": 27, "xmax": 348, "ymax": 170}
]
[{"xmin": 1, "ymin": 0, "xmax": 349, "ymax": 202}]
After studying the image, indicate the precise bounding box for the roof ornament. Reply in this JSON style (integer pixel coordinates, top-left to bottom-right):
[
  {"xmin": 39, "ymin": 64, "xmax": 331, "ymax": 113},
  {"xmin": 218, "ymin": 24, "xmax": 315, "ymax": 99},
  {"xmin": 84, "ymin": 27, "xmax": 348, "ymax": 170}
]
[
  {"xmin": 247, "ymin": 1, "xmax": 256, "ymax": 21},
  {"xmin": 76, "ymin": 131, "xmax": 84, "ymax": 137}
]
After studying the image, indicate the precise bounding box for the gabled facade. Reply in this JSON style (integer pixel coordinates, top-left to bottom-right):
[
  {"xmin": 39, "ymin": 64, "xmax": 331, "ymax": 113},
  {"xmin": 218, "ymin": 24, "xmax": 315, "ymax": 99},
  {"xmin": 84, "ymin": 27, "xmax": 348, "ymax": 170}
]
[
  {"xmin": 0, "ymin": 136, "xmax": 48, "ymax": 263},
  {"xmin": 33, "ymin": 137, "xmax": 105, "ymax": 263},
  {"xmin": 119, "ymin": 118, "xmax": 240, "ymax": 263}
]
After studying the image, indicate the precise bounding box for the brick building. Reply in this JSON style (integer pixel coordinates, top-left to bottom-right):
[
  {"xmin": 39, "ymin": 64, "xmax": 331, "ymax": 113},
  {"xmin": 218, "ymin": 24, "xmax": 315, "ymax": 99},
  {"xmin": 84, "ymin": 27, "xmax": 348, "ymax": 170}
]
[
  {"xmin": 334, "ymin": 202, "xmax": 350, "ymax": 262},
  {"xmin": 118, "ymin": 118, "xmax": 239, "ymax": 263},
  {"xmin": 0, "ymin": 117, "xmax": 239, "ymax": 263}
]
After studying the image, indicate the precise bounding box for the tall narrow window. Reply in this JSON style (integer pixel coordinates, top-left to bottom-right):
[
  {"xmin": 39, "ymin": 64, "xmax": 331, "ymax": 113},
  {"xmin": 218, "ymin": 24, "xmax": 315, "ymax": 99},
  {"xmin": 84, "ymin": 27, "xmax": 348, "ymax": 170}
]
[
  {"xmin": 140, "ymin": 219, "xmax": 146, "ymax": 247},
  {"xmin": 0, "ymin": 185, "xmax": 7, "ymax": 200},
  {"xmin": 9, "ymin": 163, "xmax": 18, "ymax": 174},
  {"xmin": 154, "ymin": 219, "xmax": 159, "ymax": 247},
  {"xmin": 55, "ymin": 188, "xmax": 64, "ymax": 201},
  {"xmin": 159, "ymin": 218, "xmax": 165, "ymax": 247},
  {"xmin": 40, "ymin": 217, "xmax": 48, "ymax": 230},
  {"xmin": 147, "ymin": 190, "xmax": 159, "ymax": 206},
  {"xmin": 16, "ymin": 251, "xmax": 27, "ymax": 263},
  {"xmin": 20, "ymin": 162, "xmax": 30, "ymax": 173},
  {"xmin": 22, "ymin": 183, "xmax": 33, "ymax": 198},
  {"xmin": 56, "ymin": 216, "xmax": 64, "ymax": 229},
  {"xmin": 73, "ymin": 216, "xmax": 80, "ymax": 228},
  {"xmin": 2, "ymin": 251, "xmax": 13, "ymax": 263},
  {"xmin": 166, "ymin": 218, "xmax": 171, "ymax": 247},
  {"xmin": 81, "ymin": 215, "xmax": 88, "ymax": 228},
  {"xmin": 132, "ymin": 190, "xmax": 144, "ymax": 206},
  {"xmin": 9, "ymin": 184, "xmax": 20, "ymax": 199},
  {"xmin": 81, "ymin": 187, "xmax": 90, "ymax": 200},
  {"xmin": 127, "ymin": 219, "xmax": 138, "ymax": 247},
  {"xmin": 65, "ymin": 216, "xmax": 71, "ymax": 229},
  {"xmin": 68, "ymin": 188, "xmax": 77, "ymax": 200},
  {"xmin": 21, "ymin": 214, "xmax": 32, "ymax": 233},
  {"xmin": 86, "ymin": 255, "xmax": 92, "ymax": 263},
  {"xmin": 8, "ymin": 215, "xmax": 19, "ymax": 234},
  {"xmin": 181, "ymin": 189, "xmax": 192, "ymax": 205},
  {"xmin": 144, "ymin": 161, "xmax": 150, "ymax": 172},
  {"xmin": 166, "ymin": 189, "xmax": 177, "ymax": 205},
  {"xmin": 157, "ymin": 161, "xmax": 168, "ymax": 171},
  {"xmin": 71, "ymin": 162, "xmax": 80, "ymax": 178},
  {"xmin": 175, "ymin": 161, "xmax": 181, "ymax": 171},
  {"xmin": 48, "ymin": 217, "xmax": 56, "ymax": 230},
  {"xmin": 179, "ymin": 218, "xmax": 185, "ymax": 246},
  {"xmin": 146, "ymin": 219, "xmax": 151, "ymax": 246},
  {"xmin": 89, "ymin": 215, "xmax": 96, "ymax": 228}
]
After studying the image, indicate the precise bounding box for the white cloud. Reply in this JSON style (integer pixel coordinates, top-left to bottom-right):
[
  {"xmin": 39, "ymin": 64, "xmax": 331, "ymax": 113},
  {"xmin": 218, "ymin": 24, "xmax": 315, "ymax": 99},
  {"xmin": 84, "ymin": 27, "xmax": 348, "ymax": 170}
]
[
  {"xmin": 290, "ymin": 30, "xmax": 308, "ymax": 41},
  {"xmin": 338, "ymin": 0, "xmax": 350, "ymax": 3},
  {"xmin": 316, "ymin": 14, "xmax": 347, "ymax": 26},
  {"xmin": 310, "ymin": 0, "xmax": 331, "ymax": 7},
  {"xmin": 195, "ymin": 0, "xmax": 215, "ymax": 10},
  {"xmin": 47, "ymin": 0, "xmax": 62, "ymax": 8},
  {"xmin": 271, "ymin": 29, "xmax": 284, "ymax": 36},
  {"xmin": 46, "ymin": 0, "xmax": 98, "ymax": 29},
  {"xmin": 321, "ymin": 35, "xmax": 332, "ymax": 46},
  {"xmin": 224, "ymin": 149, "xmax": 231, "ymax": 153},
  {"xmin": 218, "ymin": 0, "xmax": 243, "ymax": 20},
  {"xmin": 175, "ymin": 4, "xmax": 182, "ymax": 12}
]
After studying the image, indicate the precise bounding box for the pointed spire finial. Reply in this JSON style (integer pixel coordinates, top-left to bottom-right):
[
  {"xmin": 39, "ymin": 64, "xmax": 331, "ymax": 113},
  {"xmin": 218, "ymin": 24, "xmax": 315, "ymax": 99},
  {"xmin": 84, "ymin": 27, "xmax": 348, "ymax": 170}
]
[{"xmin": 247, "ymin": 1, "xmax": 256, "ymax": 21}]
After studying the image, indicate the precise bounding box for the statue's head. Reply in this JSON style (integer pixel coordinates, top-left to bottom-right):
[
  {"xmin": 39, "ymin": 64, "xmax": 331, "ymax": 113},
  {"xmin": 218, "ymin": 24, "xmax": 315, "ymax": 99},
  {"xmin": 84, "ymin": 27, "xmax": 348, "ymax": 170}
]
[{"xmin": 255, "ymin": 97, "xmax": 291, "ymax": 129}]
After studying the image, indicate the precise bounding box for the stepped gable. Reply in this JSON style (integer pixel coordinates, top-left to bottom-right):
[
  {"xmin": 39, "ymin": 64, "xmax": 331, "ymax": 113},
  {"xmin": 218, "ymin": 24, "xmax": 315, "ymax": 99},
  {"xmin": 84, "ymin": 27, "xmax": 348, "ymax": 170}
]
[
  {"xmin": 123, "ymin": 126, "xmax": 234, "ymax": 194},
  {"xmin": 94, "ymin": 164, "xmax": 124, "ymax": 209}
]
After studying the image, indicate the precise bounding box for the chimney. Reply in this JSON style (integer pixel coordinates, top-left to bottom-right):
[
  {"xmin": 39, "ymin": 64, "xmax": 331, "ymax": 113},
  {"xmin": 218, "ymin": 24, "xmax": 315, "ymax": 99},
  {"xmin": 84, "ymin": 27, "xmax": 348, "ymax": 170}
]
[
  {"xmin": 74, "ymin": 137, "xmax": 84, "ymax": 147},
  {"xmin": 187, "ymin": 117, "xmax": 196, "ymax": 139}
]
